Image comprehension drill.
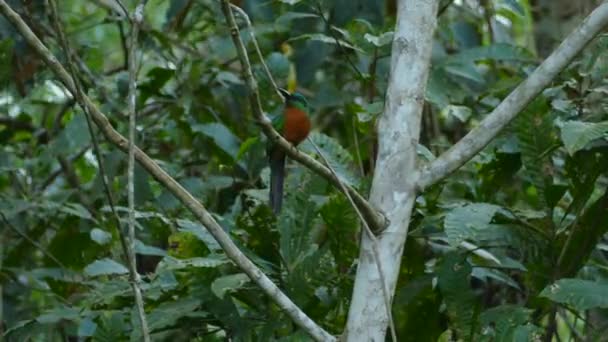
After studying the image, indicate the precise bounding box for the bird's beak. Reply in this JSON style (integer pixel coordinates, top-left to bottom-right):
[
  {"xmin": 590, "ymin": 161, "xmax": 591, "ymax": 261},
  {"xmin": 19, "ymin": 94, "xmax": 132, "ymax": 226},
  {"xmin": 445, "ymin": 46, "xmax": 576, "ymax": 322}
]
[{"xmin": 278, "ymin": 88, "xmax": 290, "ymax": 100}]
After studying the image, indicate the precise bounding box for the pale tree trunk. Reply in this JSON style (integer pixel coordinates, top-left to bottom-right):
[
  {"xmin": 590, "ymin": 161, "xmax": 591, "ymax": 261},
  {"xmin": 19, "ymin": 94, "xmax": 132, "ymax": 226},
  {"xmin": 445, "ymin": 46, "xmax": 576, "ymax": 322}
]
[{"xmin": 344, "ymin": 0, "xmax": 439, "ymax": 340}]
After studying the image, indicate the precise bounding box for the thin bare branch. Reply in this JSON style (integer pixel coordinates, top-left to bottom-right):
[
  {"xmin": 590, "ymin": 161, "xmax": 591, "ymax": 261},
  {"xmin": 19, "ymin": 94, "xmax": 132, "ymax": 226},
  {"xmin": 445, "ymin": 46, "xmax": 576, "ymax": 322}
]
[
  {"xmin": 0, "ymin": 211, "xmax": 66, "ymax": 269},
  {"xmin": 229, "ymin": 4, "xmax": 284, "ymax": 101},
  {"xmin": 126, "ymin": 1, "xmax": 151, "ymax": 340}
]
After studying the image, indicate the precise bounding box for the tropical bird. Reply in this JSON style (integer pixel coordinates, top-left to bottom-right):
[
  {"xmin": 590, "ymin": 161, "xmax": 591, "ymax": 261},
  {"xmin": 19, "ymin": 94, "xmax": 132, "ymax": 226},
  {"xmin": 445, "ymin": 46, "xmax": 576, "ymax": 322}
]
[{"xmin": 268, "ymin": 88, "xmax": 311, "ymax": 214}]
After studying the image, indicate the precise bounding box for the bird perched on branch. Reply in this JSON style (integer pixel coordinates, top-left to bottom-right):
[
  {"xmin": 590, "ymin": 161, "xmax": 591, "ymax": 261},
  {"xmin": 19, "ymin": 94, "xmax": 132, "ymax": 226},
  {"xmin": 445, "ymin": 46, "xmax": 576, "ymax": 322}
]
[{"xmin": 268, "ymin": 88, "xmax": 311, "ymax": 214}]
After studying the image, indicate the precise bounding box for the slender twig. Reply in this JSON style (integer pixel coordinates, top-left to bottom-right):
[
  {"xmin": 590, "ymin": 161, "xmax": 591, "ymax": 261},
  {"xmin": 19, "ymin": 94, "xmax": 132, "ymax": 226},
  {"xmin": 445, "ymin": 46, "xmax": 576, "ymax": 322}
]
[
  {"xmin": 38, "ymin": 145, "xmax": 89, "ymax": 191},
  {"xmin": 558, "ymin": 308, "xmax": 584, "ymax": 341},
  {"xmin": 126, "ymin": 1, "xmax": 151, "ymax": 340},
  {"xmin": 0, "ymin": 211, "xmax": 66, "ymax": 269},
  {"xmin": 351, "ymin": 117, "xmax": 365, "ymax": 175},
  {"xmin": 219, "ymin": 0, "xmax": 387, "ymax": 235},
  {"xmin": 438, "ymin": 0, "xmax": 455, "ymax": 17},
  {"xmin": 313, "ymin": 1, "xmax": 364, "ymax": 80},
  {"xmin": 230, "ymin": 4, "xmax": 284, "ymax": 101},
  {"xmin": 0, "ymin": 3, "xmax": 333, "ymax": 340},
  {"xmin": 46, "ymin": 0, "xmax": 150, "ymax": 339},
  {"xmin": 307, "ymin": 138, "xmax": 397, "ymax": 342}
]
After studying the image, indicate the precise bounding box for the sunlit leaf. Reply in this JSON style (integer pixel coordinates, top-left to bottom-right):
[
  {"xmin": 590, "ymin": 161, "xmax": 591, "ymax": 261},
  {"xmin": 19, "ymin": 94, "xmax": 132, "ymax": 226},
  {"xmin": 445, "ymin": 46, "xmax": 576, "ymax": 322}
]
[
  {"xmin": 560, "ymin": 120, "xmax": 608, "ymax": 155},
  {"xmin": 211, "ymin": 273, "xmax": 250, "ymax": 299},
  {"xmin": 444, "ymin": 203, "xmax": 501, "ymax": 246},
  {"xmin": 84, "ymin": 258, "xmax": 128, "ymax": 277},
  {"xmin": 540, "ymin": 278, "xmax": 608, "ymax": 311}
]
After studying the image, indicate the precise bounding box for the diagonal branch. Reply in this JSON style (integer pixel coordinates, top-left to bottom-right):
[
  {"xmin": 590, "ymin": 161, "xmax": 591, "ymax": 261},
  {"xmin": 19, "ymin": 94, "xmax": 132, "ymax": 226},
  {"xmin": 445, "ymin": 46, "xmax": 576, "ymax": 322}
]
[
  {"xmin": 0, "ymin": 2, "xmax": 334, "ymax": 341},
  {"xmin": 417, "ymin": 3, "xmax": 608, "ymax": 191},
  {"xmin": 219, "ymin": 0, "xmax": 388, "ymax": 234}
]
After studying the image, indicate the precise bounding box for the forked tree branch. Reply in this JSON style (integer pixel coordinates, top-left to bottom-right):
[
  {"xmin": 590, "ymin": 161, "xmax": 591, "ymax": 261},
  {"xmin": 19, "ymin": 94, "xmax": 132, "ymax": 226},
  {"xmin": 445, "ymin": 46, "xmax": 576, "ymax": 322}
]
[
  {"xmin": 0, "ymin": 2, "xmax": 334, "ymax": 341},
  {"xmin": 417, "ymin": 3, "xmax": 608, "ymax": 191},
  {"xmin": 219, "ymin": 0, "xmax": 388, "ymax": 234}
]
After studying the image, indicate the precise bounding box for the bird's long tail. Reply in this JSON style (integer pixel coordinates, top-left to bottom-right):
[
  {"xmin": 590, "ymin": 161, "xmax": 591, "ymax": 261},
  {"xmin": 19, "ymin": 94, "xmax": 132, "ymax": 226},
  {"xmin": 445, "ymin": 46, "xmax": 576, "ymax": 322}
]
[{"xmin": 269, "ymin": 151, "xmax": 286, "ymax": 214}]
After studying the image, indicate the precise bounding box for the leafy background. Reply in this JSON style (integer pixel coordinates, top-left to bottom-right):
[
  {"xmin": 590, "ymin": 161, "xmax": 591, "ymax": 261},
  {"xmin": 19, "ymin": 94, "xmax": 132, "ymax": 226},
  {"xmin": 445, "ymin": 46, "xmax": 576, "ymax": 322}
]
[{"xmin": 1, "ymin": 0, "xmax": 607, "ymax": 340}]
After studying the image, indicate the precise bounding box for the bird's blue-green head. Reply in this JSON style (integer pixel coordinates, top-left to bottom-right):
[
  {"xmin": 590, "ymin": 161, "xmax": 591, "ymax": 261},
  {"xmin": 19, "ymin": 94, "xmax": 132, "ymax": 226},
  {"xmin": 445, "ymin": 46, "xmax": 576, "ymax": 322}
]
[{"xmin": 279, "ymin": 88, "xmax": 308, "ymax": 111}]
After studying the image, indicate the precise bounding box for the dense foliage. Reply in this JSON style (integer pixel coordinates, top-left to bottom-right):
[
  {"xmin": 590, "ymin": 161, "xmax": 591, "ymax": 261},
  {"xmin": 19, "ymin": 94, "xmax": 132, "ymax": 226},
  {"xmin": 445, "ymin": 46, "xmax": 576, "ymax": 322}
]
[{"xmin": 0, "ymin": 0, "xmax": 607, "ymax": 340}]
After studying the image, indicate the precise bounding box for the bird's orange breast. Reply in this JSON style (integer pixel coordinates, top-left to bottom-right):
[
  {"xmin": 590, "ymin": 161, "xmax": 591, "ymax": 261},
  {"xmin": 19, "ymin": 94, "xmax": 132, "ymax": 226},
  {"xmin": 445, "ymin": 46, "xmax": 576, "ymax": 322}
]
[{"xmin": 283, "ymin": 107, "xmax": 311, "ymax": 145}]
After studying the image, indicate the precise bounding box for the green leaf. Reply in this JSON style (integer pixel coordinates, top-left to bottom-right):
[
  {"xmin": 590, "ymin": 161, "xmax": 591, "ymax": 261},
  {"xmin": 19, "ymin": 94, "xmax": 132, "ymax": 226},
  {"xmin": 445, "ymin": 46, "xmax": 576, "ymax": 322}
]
[
  {"xmin": 176, "ymin": 219, "xmax": 222, "ymax": 251},
  {"xmin": 78, "ymin": 317, "xmax": 97, "ymax": 337},
  {"xmin": 192, "ymin": 123, "xmax": 241, "ymax": 160},
  {"xmin": 278, "ymin": 0, "xmax": 304, "ymax": 4},
  {"xmin": 479, "ymin": 305, "xmax": 538, "ymax": 341},
  {"xmin": 288, "ymin": 33, "xmax": 363, "ymax": 52},
  {"xmin": 364, "ymin": 31, "xmax": 393, "ymax": 47},
  {"xmin": 36, "ymin": 306, "xmax": 80, "ymax": 324},
  {"xmin": 275, "ymin": 12, "xmax": 318, "ymax": 30},
  {"xmin": 211, "ymin": 273, "xmax": 250, "ymax": 299},
  {"xmin": 356, "ymin": 101, "xmax": 383, "ymax": 123},
  {"xmin": 299, "ymin": 132, "xmax": 359, "ymax": 186},
  {"xmin": 516, "ymin": 99, "xmax": 555, "ymax": 208},
  {"xmin": 437, "ymin": 254, "xmax": 478, "ymax": 341},
  {"xmin": 134, "ymin": 240, "xmax": 167, "ymax": 256},
  {"xmin": 90, "ymin": 228, "xmax": 112, "ymax": 245},
  {"xmin": 540, "ymin": 278, "xmax": 608, "ymax": 310},
  {"xmin": 161, "ymin": 255, "xmax": 228, "ymax": 270},
  {"xmin": 444, "ymin": 203, "xmax": 501, "ymax": 246},
  {"xmin": 84, "ymin": 258, "xmax": 128, "ymax": 276},
  {"xmin": 449, "ymin": 43, "xmax": 534, "ymax": 64},
  {"xmin": 135, "ymin": 298, "xmax": 202, "ymax": 336},
  {"xmin": 61, "ymin": 202, "xmax": 95, "ymax": 221},
  {"xmin": 560, "ymin": 120, "xmax": 608, "ymax": 155},
  {"xmin": 441, "ymin": 105, "xmax": 472, "ymax": 122}
]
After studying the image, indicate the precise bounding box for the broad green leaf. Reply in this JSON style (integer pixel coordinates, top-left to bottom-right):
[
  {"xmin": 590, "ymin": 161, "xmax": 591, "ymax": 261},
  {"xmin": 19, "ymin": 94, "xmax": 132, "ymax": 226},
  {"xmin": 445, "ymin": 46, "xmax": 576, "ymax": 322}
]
[
  {"xmin": 299, "ymin": 132, "xmax": 359, "ymax": 186},
  {"xmin": 60, "ymin": 203, "xmax": 95, "ymax": 221},
  {"xmin": 356, "ymin": 101, "xmax": 383, "ymax": 123},
  {"xmin": 479, "ymin": 305, "xmax": 538, "ymax": 342},
  {"xmin": 278, "ymin": 0, "xmax": 304, "ymax": 4},
  {"xmin": 36, "ymin": 306, "xmax": 80, "ymax": 324},
  {"xmin": 449, "ymin": 43, "xmax": 534, "ymax": 64},
  {"xmin": 84, "ymin": 258, "xmax": 128, "ymax": 277},
  {"xmin": 78, "ymin": 317, "xmax": 97, "ymax": 337},
  {"xmin": 441, "ymin": 105, "xmax": 472, "ymax": 122},
  {"xmin": 161, "ymin": 255, "xmax": 228, "ymax": 270},
  {"xmin": 134, "ymin": 240, "xmax": 167, "ymax": 256},
  {"xmin": 176, "ymin": 219, "xmax": 222, "ymax": 251},
  {"xmin": 211, "ymin": 273, "xmax": 250, "ymax": 299},
  {"xmin": 540, "ymin": 278, "xmax": 608, "ymax": 310},
  {"xmin": 444, "ymin": 203, "xmax": 501, "ymax": 246},
  {"xmin": 135, "ymin": 298, "xmax": 202, "ymax": 336},
  {"xmin": 500, "ymin": 0, "xmax": 526, "ymax": 16},
  {"xmin": 516, "ymin": 99, "xmax": 555, "ymax": 208},
  {"xmin": 364, "ymin": 31, "xmax": 393, "ymax": 47},
  {"xmin": 90, "ymin": 228, "xmax": 112, "ymax": 245},
  {"xmin": 192, "ymin": 123, "xmax": 241, "ymax": 160},
  {"xmin": 288, "ymin": 33, "xmax": 363, "ymax": 52},
  {"xmin": 560, "ymin": 120, "xmax": 608, "ymax": 155},
  {"xmin": 437, "ymin": 254, "xmax": 477, "ymax": 341},
  {"xmin": 443, "ymin": 62, "xmax": 485, "ymax": 84}
]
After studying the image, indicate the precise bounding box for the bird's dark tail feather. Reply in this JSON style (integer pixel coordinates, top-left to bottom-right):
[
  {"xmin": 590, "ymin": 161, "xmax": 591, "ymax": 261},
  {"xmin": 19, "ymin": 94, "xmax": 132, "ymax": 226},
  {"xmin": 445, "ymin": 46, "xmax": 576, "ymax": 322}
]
[{"xmin": 269, "ymin": 152, "xmax": 286, "ymax": 214}]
